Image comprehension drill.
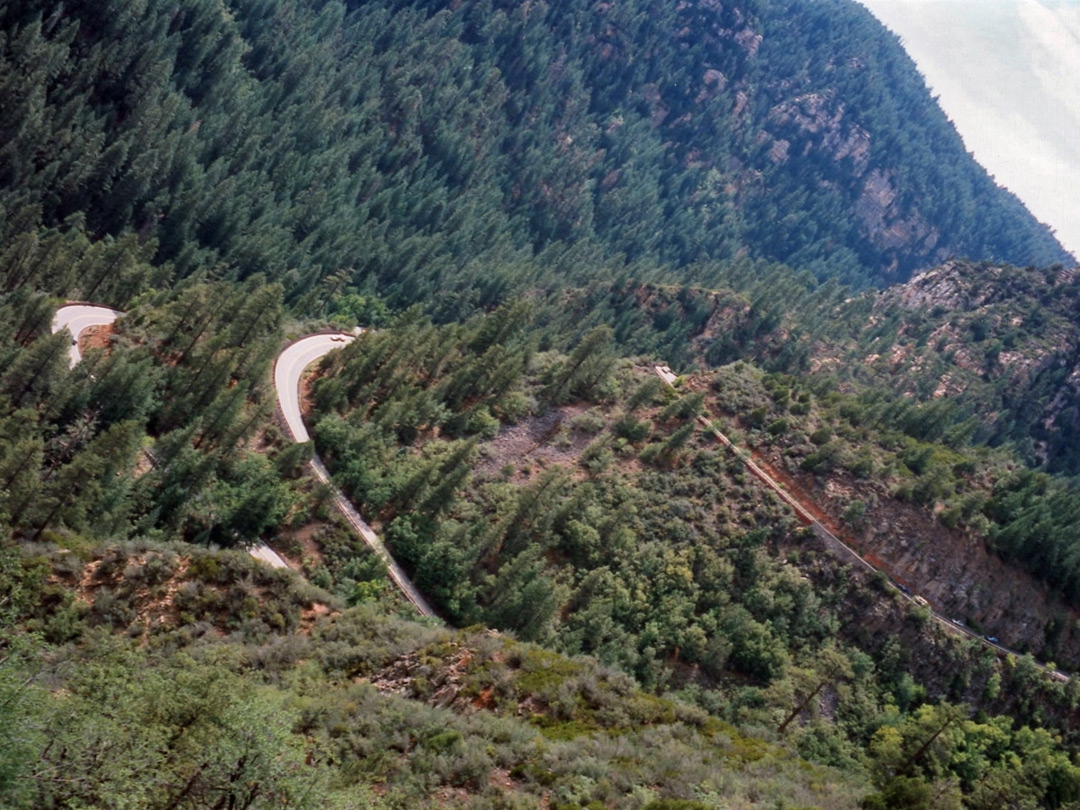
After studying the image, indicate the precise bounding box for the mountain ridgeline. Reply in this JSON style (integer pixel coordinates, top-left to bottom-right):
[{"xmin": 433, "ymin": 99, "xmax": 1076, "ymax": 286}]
[
  {"xmin": 10, "ymin": 1, "xmax": 1080, "ymax": 809},
  {"xmin": 0, "ymin": 0, "xmax": 1070, "ymax": 316}
]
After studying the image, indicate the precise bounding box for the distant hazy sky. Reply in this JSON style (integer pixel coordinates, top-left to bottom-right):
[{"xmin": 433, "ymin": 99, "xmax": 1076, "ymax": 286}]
[{"xmin": 858, "ymin": 0, "xmax": 1080, "ymax": 262}]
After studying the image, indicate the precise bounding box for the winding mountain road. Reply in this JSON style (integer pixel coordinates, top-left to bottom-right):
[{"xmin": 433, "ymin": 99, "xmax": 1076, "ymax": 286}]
[
  {"xmin": 653, "ymin": 366, "xmax": 1070, "ymax": 683},
  {"xmin": 52, "ymin": 303, "xmax": 124, "ymax": 366},
  {"xmin": 54, "ymin": 304, "xmax": 434, "ymax": 614},
  {"xmin": 49, "ymin": 306, "xmax": 295, "ymax": 577},
  {"xmin": 53, "ymin": 303, "xmax": 291, "ymax": 570},
  {"xmin": 54, "ymin": 305, "xmax": 435, "ymax": 615},
  {"xmin": 274, "ymin": 333, "xmax": 436, "ymax": 616}
]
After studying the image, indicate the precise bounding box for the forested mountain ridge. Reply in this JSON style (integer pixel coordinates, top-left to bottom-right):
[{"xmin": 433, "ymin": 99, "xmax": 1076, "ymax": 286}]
[
  {"xmin": 6, "ymin": 302, "xmax": 1080, "ymax": 809},
  {"xmin": 496, "ymin": 256, "xmax": 1080, "ymax": 473},
  {"xmin": 8, "ymin": 0, "xmax": 1080, "ymax": 807},
  {"xmin": 820, "ymin": 261, "xmax": 1080, "ymax": 468},
  {"xmin": 0, "ymin": 0, "xmax": 1070, "ymax": 316},
  {"xmin": 710, "ymin": 259, "xmax": 1080, "ymax": 473}
]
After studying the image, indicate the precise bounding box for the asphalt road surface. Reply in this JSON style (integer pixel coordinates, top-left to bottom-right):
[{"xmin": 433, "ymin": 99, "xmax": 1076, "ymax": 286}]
[
  {"xmin": 274, "ymin": 333, "xmax": 356, "ymax": 443},
  {"xmin": 273, "ymin": 332, "xmax": 437, "ymax": 617},
  {"xmin": 51, "ymin": 303, "xmax": 123, "ymax": 366},
  {"xmin": 51, "ymin": 304, "xmax": 291, "ymax": 571}
]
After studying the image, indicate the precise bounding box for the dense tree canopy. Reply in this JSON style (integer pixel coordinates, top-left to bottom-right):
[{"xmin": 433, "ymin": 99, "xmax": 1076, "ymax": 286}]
[
  {"xmin": 3, "ymin": 1, "xmax": 1080, "ymax": 808},
  {"xmin": 0, "ymin": 0, "xmax": 1069, "ymax": 320}
]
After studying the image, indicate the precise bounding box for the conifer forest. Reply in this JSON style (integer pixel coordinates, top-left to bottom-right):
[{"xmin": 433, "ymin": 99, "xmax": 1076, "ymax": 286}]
[{"xmin": 4, "ymin": 2, "xmax": 1080, "ymax": 809}]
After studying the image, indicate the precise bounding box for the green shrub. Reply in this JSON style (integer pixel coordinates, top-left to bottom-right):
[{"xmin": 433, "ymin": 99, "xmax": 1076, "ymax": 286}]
[
  {"xmin": 186, "ymin": 554, "xmax": 222, "ymax": 583},
  {"xmin": 849, "ymin": 453, "xmax": 875, "ymax": 478},
  {"xmin": 422, "ymin": 730, "xmax": 462, "ymax": 752},
  {"xmin": 89, "ymin": 588, "xmax": 136, "ymax": 628},
  {"xmin": 468, "ymin": 407, "xmax": 501, "ymax": 439},
  {"xmin": 801, "ymin": 450, "xmax": 834, "ymax": 474},
  {"xmin": 613, "ymin": 415, "xmax": 652, "ymax": 442},
  {"xmin": 581, "ymin": 438, "xmax": 614, "ymax": 473},
  {"xmin": 842, "ymin": 500, "xmax": 867, "ymax": 526},
  {"xmin": 861, "ymin": 776, "xmax": 934, "ymax": 810},
  {"xmin": 570, "ymin": 409, "xmax": 607, "ymax": 434},
  {"xmin": 746, "ymin": 406, "xmax": 768, "ymax": 428},
  {"xmin": 766, "ymin": 418, "xmax": 789, "ymax": 436}
]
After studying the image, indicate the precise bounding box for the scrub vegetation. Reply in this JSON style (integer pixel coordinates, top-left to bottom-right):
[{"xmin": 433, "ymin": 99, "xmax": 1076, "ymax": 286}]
[{"xmin": 3, "ymin": 1, "xmax": 1080, "ymax": 808}]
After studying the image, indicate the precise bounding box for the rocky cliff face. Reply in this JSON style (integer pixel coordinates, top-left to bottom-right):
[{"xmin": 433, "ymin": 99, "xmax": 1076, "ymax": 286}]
[
  {"xmin": 877, "ymin": 261, "xmax": 1080, "ymax": 312},
  {"xmin": 805, "ymin": 260, "xmax": 1080, "ymax": 470},
  {"xmin": 597, "ymin": 0, "xmax": 1072, "ymax": 285},
  {"xmin": 759, "ymin": 84, "xmax": 946, "ymax": 276}
]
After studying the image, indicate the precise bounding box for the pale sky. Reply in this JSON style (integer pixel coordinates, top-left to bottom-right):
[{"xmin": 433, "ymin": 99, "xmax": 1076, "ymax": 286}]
[{"xmin": 858, "ymin": 0, "xmax": 1080, "ymax": 262}]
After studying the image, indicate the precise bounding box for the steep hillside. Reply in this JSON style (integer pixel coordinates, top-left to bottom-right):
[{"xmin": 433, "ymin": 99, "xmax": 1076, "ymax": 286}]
[
  {"xmin": 4, "ymin": 277, "xmax": 1080, "ymax": 807},
  {"xmin": 753, "ymin": 260, "xmax": 1080, "ymax": 473},
  {"xmin": 1, "ymin": 544, "xmax": 873, "ymax": 810},
  {"xmin": 304, "ymin": 310, "xmax": 1080, "ymax": 681},
  {"xmin": 6, "ymin": 1, "xmax": 1080, "ymax": 807},
  {"xmin": 698, "ymin": 360, "xmax": 1080, "ymax": 666},
  {"xmin": 6, "ymin": 521, "xmax": 1080, "ymax": 809},
  {"xmin": 0, "ymin": 0, "xmax": 1069, "ymax": 318}
]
